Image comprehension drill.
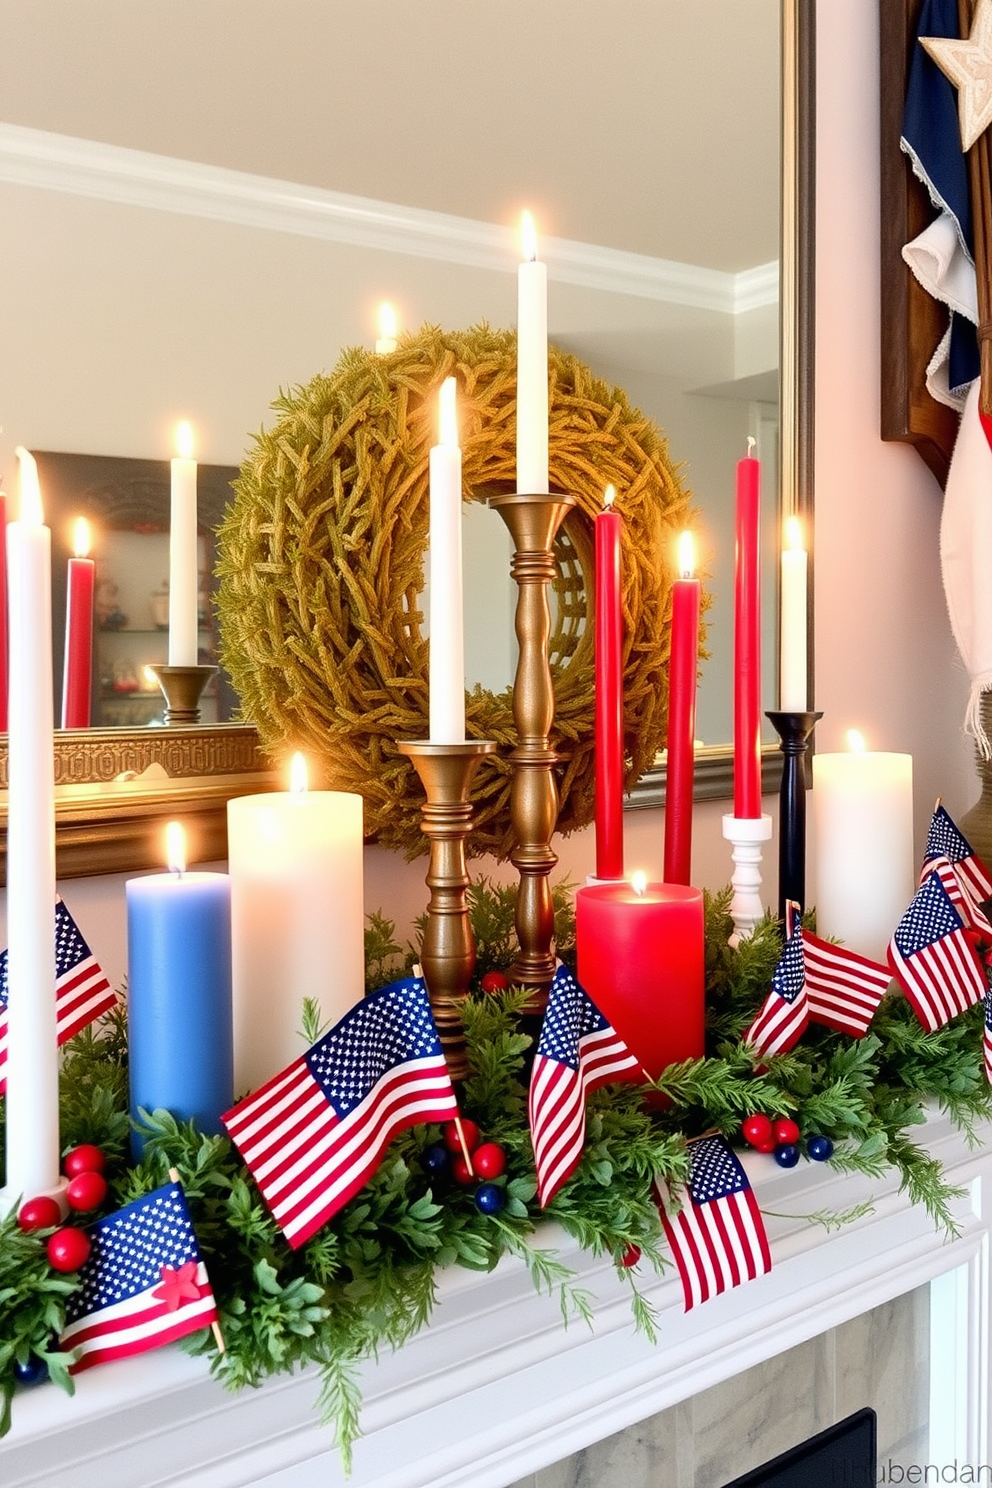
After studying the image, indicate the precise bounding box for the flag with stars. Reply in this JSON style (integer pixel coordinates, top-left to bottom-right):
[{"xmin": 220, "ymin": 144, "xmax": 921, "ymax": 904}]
[
  {"xmin": 655, "ymin": 1133, "xmax": 771, "ymax": 1311},
  {"xmin": 888, "ymin": 870, "xmax": 989, "ymax": 1031},
  {"xmin": 528, "ymin": 963, "xmax": 641, "ymax": 1208},
  {"xmin": 742, "ymin": 929, "xmax": 808, "ymax": 1057},
  {"xmin": 802, "ymin": 929, "xmax": 892, "ymax": 1038},
  {"xmin": 60, "ymin": 1182, "xmax": 217, "ymax": 1373},
  {"xmin": 922, "ymin": 805, "xmax": 992, "ymax": 916},
  {"xmin": 0, "ymin": 896, "xmax": 115, "ymax": 1094},
  {"xmin": 223, "ymin": 975, "xmax": 458, "ymax": 1249}
]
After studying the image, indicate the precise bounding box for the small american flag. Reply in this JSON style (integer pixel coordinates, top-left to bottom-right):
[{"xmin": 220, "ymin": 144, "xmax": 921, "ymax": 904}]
[
  {"xmin": 803, "ymin": 929, "xmax": 892, "ymax": 1038},
  {"xmin": 888, "ymin": 870, "xmax": 989, "ymax": 1032},
  {"xmin": 0, "ymin": 897, "xmax": 115, "ymax": 1093},
  {"xmin": 223, "ymin": 976, "xmax": 458, "ymax": 1249},
  {"xmin": 984, "ymin": 987, "xmax": 992, "ymax": 1087},
  {"xmin": 742, "ymin": 929, "xmax": 807, "ymax": 1057},
  {"xmin": 61, "ymin": 1182, "xmax": 218, "ymax": 1373},
  {"xmin": 528, "ymin": 963, "xmax": 640, "ymax": 1207},
  {"xmin": 929, "ymin": 852, "xmax": 992, "ymax": 940},
  {"xmin": 922, "ymin": 805, "xmax": 992, "ymax": 907},
  {"xmin": 656, "ymin": 1133, "xmax": 771, "ymax": 1311}
]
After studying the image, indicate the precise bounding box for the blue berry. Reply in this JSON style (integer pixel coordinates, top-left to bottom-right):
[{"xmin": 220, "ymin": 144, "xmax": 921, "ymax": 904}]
[
  {"xmin": 774, "ymin": 1142, "xmax": 800, "ymax": 1168},
  {"xmin": 807, "ymin": 1134, "xmax": 834, "ymax": 1162},
  {"xmin": 14, "ymin": 1355, "xmax": 48, "ymax": 1386},
  {"xmin": 474, "ymin": 1183, "xmax": 505, "ymax": 1215},
  {"xmin": 423, "ymin": 1143, "xmax": 450, "ymax": 1178}
]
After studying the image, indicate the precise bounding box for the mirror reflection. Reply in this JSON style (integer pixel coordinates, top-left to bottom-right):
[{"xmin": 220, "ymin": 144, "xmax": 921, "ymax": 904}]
[{"xmin": 0, "ymin": 0, "xmax": 783, "ymax": 759}]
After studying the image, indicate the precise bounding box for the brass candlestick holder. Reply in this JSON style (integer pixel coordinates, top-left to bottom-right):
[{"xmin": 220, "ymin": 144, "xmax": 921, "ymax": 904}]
[
  {"xmin": 398, "ymin": 739, "xmax": 497, "ymax": 1081},
  {"xmin": 148, "ymin": 663, "xmax": 217, "ymax": 725},
  {"xmin": 489, "ymin": 491, "xmax": 576, "ymax": 1014}
]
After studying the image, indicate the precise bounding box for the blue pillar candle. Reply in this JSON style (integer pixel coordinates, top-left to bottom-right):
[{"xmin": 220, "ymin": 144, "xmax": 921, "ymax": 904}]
[{"xmin": 126, "ymin": 830, "xmax": 233, "ymax": 1156}]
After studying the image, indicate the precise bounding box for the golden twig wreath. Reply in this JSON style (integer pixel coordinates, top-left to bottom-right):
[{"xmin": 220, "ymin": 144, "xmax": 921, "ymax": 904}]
[{"xmin": 216, "ymin": 324, "xmax": 696, "ymax": 858}]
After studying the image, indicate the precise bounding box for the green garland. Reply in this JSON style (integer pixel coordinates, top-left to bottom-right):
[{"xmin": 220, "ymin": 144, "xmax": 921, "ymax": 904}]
[{"xmin": 2, "ymin": 884, "xmax": 991, "ymax": 1464}]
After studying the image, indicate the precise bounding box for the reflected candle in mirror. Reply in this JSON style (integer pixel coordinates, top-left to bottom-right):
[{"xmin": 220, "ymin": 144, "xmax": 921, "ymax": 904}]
[
  {"xmin": 812, "ymin": 731, "xmax": 914, "ymax": 962},
  {"xmin": 576, "ymin": 873, "xmax": 705, "ymax": 1080},
  {"xmin": 594, "ymin": 484, "xmax": 623, "ymax": 880},
  {"xmin": 0, "ymin": 489, "xmax": 7, "ymax": 733},
  {"xmin": 664, "ymin": 531, "xmax": 700, "ymax": 886},
  {"xmin": 375, "ymin": 301, "xmax": 398, "ymax": 354},
  {"xmin": 169, "ymin": 419, "xmax": 199, "ymax": 666},
  {"xmin": 428, "ymin": 378, "xmax": 465, "ymax": 743},
  {"xmin": 62, "ymin": 517, "xmax": 94, "ymax": 729},
  {"xmin": 779, "ymin": 515, "xmax": 808, "ymax": 711},
  {"xmin": 516, "ymin": 210, "xmax": 548, "ymax": 494},
  {"xmin": 227, "ymin": 754, "xmax": 365, "ymax": 1090},
  {"xmin": 733, "ymin": 441, "xmax": 762, "ymax": 818},
  {"xmin": 126, "ymin": 821, "xmax": 233, "ymax": 1157}
]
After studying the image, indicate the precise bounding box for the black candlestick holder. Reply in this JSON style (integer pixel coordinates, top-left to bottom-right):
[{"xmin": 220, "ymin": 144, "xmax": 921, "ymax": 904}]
[{"xmin": 766, "ymin": 709, "xmax": 823, "ymax": 924}]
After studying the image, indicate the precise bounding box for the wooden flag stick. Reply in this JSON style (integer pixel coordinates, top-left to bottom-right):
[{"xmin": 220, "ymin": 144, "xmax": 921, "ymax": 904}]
[
  {"xmin": 452, "ymin": 1114, "xmax": 475, "ymax": 1177},
  {"xmin": 168, "ymin": 1168, "xmax": 226, "ymax": 1354}
]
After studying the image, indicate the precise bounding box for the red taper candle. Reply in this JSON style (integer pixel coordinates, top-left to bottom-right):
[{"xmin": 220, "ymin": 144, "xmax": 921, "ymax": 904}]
[
  {"xmin": 576, "ymin": 872, "xmax": 705, "ymax": 1079},
  {"xmin": 594, "ymin": 484, "xmax": 624, "ymax": 879},
  {"xmin": 733, "ymin": 440, "xmax": 762, "ymax": 818},
  {"xmin": 62, "ymin": 517, "xmax": 95, "ymax": 729},
  {"xmin": 0, "ymin": 491, "xmax": 8, "ymax": 732},
  {"xmin": 664, "ymin": 532, "xmax": 700, "ymax": 885}
]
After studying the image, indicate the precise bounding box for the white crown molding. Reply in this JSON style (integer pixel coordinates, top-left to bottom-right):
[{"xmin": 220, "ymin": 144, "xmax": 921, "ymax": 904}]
[{"xmin": 0, "ymin": 122, "xmax": 777, "ymax": 315}]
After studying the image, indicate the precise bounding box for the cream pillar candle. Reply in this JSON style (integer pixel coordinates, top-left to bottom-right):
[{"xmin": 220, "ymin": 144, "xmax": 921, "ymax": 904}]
[
  {"xmin": 227, "ymin": 756, "xmax": 365, "ymax": 1091},
  {"xmin": 169, "ymin": 420, "xmax": 199, "ymax": 666},
  {"xmin": 3, "ymin": 448, "xmax": 60, "ymax": 1212},
  {"xmin": 516, "ymin": 210, "xmax": 549, "ymax": 494},
  {"xmin": 812, "ymin": 731, "xmax": 914, "ymax": 962},
  {"xmin": 428, "ymin": 377, "xmax": 465, "ymax": 743},
  {"xmin": 779, "ymin": 515, "xmax": 808, "ymax": 710}
]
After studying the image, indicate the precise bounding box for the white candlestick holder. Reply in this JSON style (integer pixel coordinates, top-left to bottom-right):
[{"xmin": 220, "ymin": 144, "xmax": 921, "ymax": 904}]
[{"xmin": 721, "ymin": 813, "xmax": 773, "ymax": 946}]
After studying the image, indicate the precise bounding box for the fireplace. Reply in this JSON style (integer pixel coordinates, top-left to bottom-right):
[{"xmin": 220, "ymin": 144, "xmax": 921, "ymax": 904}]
[{"xmin": 1, "ymin": 1109, "xmax": 989, "ymax": 1488}]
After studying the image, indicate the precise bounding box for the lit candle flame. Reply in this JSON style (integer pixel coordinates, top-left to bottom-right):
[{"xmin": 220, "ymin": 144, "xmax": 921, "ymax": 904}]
[
  {"xmin": 784, "ymin": 514, "xmax": 804, "ymax": 551},
  {"xmin": 142, "ymin": 664, "xmax": 158, "ymax": 688},
  {"xmin": 175, "ymin": 420, "xmax": 194, "ymax": 460},
  {"xmin": 377, "ymin": 302, "xmax": 397, "ymax": 343},
  {"xmin": 846, "ymin": 729, "xmax": 867, "ymax": 754},
  {"xmin": 72, "ymin": 517, "xmax": 91, "ymax": 559},
  {"xmin": 521, "ymin": 209, "xmax": 538, "ymax": 263},
  {"xmin": 631, "ymin": 870, "xmax": 648, "ymax": 897},
  {"xmin": 677, "ymin": 530, "xmax": 695, "ymax": 578},
  {"xmin": 746, "ymin": 435, "xmax": 756, "ymax": 458},
  {"xmin": 14, "ymin": 447, "xmax": 43, "ymax": 526},
  {"xmin": 290, "ymin": 751, "xmax": 309, "ymax": 793},
  {"xmin": 165, "ymin": 820, "xmax": 187, "ymax": 875},
  {"xmin": 439, "ymin": 376, "xmax": 458, "ymax": 447},
  {"xmin": 603, "ymin": 484, "xmax": 616, "ymax": 510}
]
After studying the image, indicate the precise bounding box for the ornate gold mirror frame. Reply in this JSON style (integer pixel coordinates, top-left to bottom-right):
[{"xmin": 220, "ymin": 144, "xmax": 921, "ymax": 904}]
[{"xmin": 0, "ymin": 0, "xmax": 813, "ymax": 884}]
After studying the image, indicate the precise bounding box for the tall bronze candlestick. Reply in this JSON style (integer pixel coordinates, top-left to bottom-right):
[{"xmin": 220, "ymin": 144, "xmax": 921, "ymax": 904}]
[
  {"xmin": 398, "ymin": 739, "xmax": 496, "ymax": 1081},
  {"xmin": 147, "ymin": 663, "xmax": 217, "ymax": 725},
  {"xmin": 489, "ymin": 491, "xmax": 575, "ymax": 1014},
  {"xmin": 766, "ymin": 709, "xmax": 822, "ymax": 923}
]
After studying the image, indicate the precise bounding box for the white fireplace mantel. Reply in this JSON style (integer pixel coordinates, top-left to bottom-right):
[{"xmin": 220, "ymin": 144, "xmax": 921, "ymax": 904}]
[{"xmin": 3, "ymin": 1110, "xmax": 990, "ymax": 1488}]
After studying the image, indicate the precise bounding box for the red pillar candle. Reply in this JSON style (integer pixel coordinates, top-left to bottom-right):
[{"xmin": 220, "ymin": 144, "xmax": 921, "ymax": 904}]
[
  {"xmin": 576, "ymin": 874, "xmax": 705, "ymax": 1080},
  {"xmin": 61, "ymin": 517, "xmax": 95, "ymax": 729},
  {"xmin": 664, "ymin": 532, "xmax": 700, "ymax": 885},
  {"xmin": 733, "ymin": 440, "xmax": 762, "ymax": 818},
  {"xmin": 595, "ymin": 484, "xmax": 624, "ymax": 880},
  {"xmin": 0, "ymin": 490, "xmax": 8, "ymax": 732}
]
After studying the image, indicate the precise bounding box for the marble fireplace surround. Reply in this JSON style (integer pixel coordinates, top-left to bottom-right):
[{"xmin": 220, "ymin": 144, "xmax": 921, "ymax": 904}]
[{"xmin": 2, "ymin": 1109, "xmax": 990, "ymax": 1488}]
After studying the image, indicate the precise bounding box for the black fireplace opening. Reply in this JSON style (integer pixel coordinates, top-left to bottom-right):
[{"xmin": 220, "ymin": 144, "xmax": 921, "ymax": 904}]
[{"xmin": 721, "ymin": 1408, "xmax": 877, "ymax": 1488}]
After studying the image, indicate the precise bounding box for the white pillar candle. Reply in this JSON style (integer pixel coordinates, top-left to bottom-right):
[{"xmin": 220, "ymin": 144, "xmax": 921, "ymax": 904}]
[
  {"xmin": 227, "ymin": 756, "xmax": 365, "ymax": 1091},
  {"xmin": 3, "ymin": 448, "xmax": 59, "ymax": 1211},
  {"xmin": 779, "ymin": 515, "xmax": 808, "ymax": 710},
  {"xmin": 428, "ymin": 377, "xmax": 466, "ymax": 744},
  {"xmin": 169, "ymin": 419, "xmax": 199, "ymax": 666},
  {"xmin": 516, "ymin": 210, "xmax": 549, "ymax": 494},
  {"xmin": 812, "ymin": 731, "xmax": 914, "ymax": 961}
]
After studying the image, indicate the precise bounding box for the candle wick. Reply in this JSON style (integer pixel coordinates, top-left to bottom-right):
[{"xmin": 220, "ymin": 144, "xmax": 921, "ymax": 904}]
[{"xmin": 746, "ymin": 436, "xmax": 756, "ymax": 457}]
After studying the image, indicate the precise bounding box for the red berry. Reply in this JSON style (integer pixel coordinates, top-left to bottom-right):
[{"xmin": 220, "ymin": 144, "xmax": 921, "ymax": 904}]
[
  {"xmin": 741, "ymin": 1113, "xmax": 773, "ymax": 1148},
  {"xmin": 773, "ymin": 1118, "xmax": 801, "ymax": 1147},
  {"xmin": 443, "ymin": 1119, "xmax": 480, "ymax": 1154},
  {"xmin": 473, "ymin": 1142, "xmax": 506, "ymax": 1180},
  {"xmin": 480, "ymin": 971, "xmax": 510, "ymax": 994},
  {"xmin": 66, "ymin": 1170, "xmax": 108, "ymax": 1213},
  {"xmin": 17, "ymin": 1195, "xmax": 63, "ymax": 1232},
  {"xmin": 619, "ymin": 1244, "xmax": 642, "ymax": 1269},
  {"xmin": 63, "ymin": 1144, "xmax": 106, "ymax": 1178},
  {"xmin": 47, "ymin": 1226, "xmax": 91, "ymax": 1272},
  {"xmin": 451, "ymin": 1154, "xmax": 476, "ymax": 1185},
  {"xmin": 755, "ymin": 1137, "xmax": 778, "ymax": 1154}
]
